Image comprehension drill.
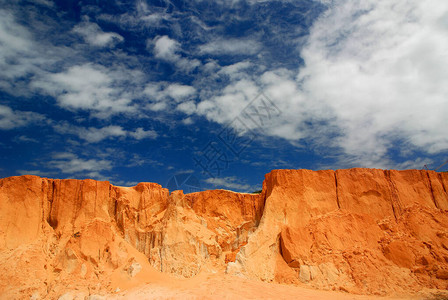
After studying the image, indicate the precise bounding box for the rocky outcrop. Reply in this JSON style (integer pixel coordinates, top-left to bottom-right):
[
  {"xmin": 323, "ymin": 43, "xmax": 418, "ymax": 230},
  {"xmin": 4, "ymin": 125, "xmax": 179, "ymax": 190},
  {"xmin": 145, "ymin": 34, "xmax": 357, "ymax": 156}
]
[
  {"xmin": 228, "ymin": 169, "xmax": 448, "ymax": 295},
  {"xmin": 0, "ymin": 175, "xmax": 264, "ymax": 298},
  {"xmin": 0, "ymin": 169, "xmax": 447, "ymax": 298}
]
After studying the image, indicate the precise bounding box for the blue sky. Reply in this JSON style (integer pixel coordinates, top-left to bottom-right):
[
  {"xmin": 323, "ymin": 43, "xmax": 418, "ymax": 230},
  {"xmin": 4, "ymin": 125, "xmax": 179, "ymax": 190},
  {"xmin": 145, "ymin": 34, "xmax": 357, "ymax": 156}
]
[{"xmin": 1, "ymin": 0, "xmax": 447, "ymax": 192}]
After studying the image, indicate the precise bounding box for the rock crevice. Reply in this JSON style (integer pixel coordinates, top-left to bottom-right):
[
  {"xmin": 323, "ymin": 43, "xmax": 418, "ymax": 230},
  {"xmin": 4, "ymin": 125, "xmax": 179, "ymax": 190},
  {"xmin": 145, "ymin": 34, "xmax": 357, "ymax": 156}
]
[{"xmin": 334, "ymin": 171, "xmax": 340, "ymax": 209}]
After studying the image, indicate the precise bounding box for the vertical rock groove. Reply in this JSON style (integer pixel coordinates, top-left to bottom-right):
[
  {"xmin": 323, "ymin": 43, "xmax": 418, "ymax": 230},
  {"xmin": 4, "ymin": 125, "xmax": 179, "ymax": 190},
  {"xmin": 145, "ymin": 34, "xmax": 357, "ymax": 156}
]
[
  {"xmin": 437, "ymin": 173, "xmax": 447, "ymax": 195},
  {"xmin": 425, "ymin": 171, "xmax": 439, "ymax": 209},
  {"xmin": 384, "ymin": 170, "xmax": 400, "ymax": 220},
  {"xmin": 40, "ymin": 178, "xmax": 46, "ymax": 229},
  {"xmin": 72, "ymin": 181, "xmax": 83, "ymax": 230},
  {"xmin": 112, "ymin": 185, "xmax": 118, "ymax": 225},
  {"xmin": 48, "ymin": 179, "xmax": 58, "ymax": 229},
  {"xmin": 94, "ymin": 181, "xmax": 98, "ymax": 217},
  {"xmin": 334, "ymin": 171, "xmax": 341, "ymax": 209}
]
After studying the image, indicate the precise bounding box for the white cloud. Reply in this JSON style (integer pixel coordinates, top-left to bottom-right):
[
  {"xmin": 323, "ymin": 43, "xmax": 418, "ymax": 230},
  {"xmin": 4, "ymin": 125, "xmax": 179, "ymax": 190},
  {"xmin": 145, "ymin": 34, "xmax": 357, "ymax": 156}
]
[
  {"xmin": 218, "ymin": 61, "xmax": 252, "ymax": 77},
  {"xmin": 294, "ymin": 0, "xmax": 448, "ymax": 164},
  {"xmin": 147, "ymin": 101, "xmax": 168, "ymax": 111},
  {"xmin": 98, "ymin": 1, "xmax": 171, "ymax": 30},
  {"xmin": 53, "ymin": 123, "xmax": 126, "ymax": 143},
  {"xmin": 126, "ymin": 153, "xmax": 163, "ymax": 168},
  {"xmin": 47, "ymin": 152, "xmax": 112, "ymax": 180},
  {"xmin": 0, "ymin": 105, "xmax": 45, "ymax": 130},
  {"xmin": 0, "ymin": 10, "xmax": 144, "ymax": 118},
  {"xmin": 32, "ymin": 63, "xmax": 142, "ymax": 118},
  {"xmin": 394, "ymin": 157, "xmax": 433, "ymax": 170},
  {"xmin": 33, "ymin": 0, "xmax": 54, "ymax": 7},
  {"xmin": 53, "ymin": 122, "xmax": 157, "ymax": 143},
  {"xmin": 153, "ymin": 35, "xmax": 179, "ymax": 60},
  {"xmin": 2, "ymin": 0, "xmax": 447, "ymax": 173},
  {"xmin": 0, "ymin": 10, "xmax": 32, "ymax": 55},
  {"xmin": 73, "ymin": 17, "xmax": 124, "ymax": 47},
  {"xmin": 113, "ymin": 180, "xmax": 140, "ymax": 187},
  {"xmin": 149, "ymin": 35, "xmax": 201, "ymax": 72},
  {"xmin": 16, "ymin": 169, "xmax": 52, "ymax": 176},
  {"xmin": 143, "ymin": 82, "xmax": 197, "ymax": 111},
  {"xmin": 199, "ymin": 38, "xmax": 261, "ymax": 55},
  {"xmin": 204, "ymin": 176, "xmax": 252, "ymax": 192},
  {"xmin": 181, "ymin": 117, "xmax": 194, "ymax": 125},
  {"xmin": 193, "ymin": 0, "xmax": 448, "ymax": 168},
  {"xmin": 196, "ymin": 78, "xmax": 259, "ymax": 124},
  {"xmin": 144, "ymin": 82, "xmax": 196, "ymax": 102},
  {"xmin": 13, "ymin": 135, "xmax": 39, "ymax": 143},
  {"xmin": 165, "ymin": 84, "xmax": 196, "ymax": 101},
  {"xmin": 176, "ymin": 101, "xmax": 197, "ymax": 115},
  {"xmin": 129, "ymin": 127, "xmax": 158, "ymax": 140},
  {"xmin": 0, "ymin": 9, "xmax": 52, "ymax": 95}
]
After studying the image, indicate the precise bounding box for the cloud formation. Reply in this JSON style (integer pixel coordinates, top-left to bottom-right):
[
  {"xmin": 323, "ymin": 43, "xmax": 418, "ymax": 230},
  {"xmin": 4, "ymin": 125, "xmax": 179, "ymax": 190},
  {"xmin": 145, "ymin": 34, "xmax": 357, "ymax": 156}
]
[
  {"xmin": 199, "ymin": 38, "xmax": 261, "ymax": 55},
  {"xmin": 73, "ymin": 17, "xmax": 124, "ymax": 48},
  {"xmin": 1, "ymin": 0, "xmax": 447, "ymax": 189},
  {"xmin": 46, "ymin": 152, "xmax": 112, "ymax": 180},
  {"xmin": 296, "ymin": 0, "xmax": 448, "ymax": 164},
  {"xmin": 0, "ymin": 9, "xmax": 46, "ymax": 95},
  {"xmin": 150, "ymin": 35, "xmax": 201, "ymax": 72},
  {"xmin": 32, "ymin": 64, "xmax": 143, "ymax": 118},
  {"xmin": 53, "ymin": 122, "xmax": 158, "ymax": 143},
  {"xmin": 0, "ymin": 105, "xmax": 45, "ymax": 130},
  {"xmin": 204, "ymin": 176, "xmax": 253, "ymax": 192},
  {"xmin": 193, "ymin": 0, "xmax": 448, "ymax": 168}
]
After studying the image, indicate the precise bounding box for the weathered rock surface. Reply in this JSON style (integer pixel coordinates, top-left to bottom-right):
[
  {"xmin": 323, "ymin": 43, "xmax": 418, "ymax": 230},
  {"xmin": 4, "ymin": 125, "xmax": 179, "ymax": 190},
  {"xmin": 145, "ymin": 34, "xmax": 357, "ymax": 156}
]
[{"xmin": 0, "ymin": 169, "xmax": 447, "ymax": 298}]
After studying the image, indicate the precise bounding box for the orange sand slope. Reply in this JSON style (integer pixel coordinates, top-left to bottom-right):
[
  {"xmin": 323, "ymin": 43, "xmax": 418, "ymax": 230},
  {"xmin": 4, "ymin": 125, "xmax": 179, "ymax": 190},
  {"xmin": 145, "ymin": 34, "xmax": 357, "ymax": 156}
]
[
  {"xmin": 0, "ymin": 169, "xmax": 447, "ymax": 299},
  {"xmin": 109, "ymin": 272, "xmax": 406, "ymax": 300}
]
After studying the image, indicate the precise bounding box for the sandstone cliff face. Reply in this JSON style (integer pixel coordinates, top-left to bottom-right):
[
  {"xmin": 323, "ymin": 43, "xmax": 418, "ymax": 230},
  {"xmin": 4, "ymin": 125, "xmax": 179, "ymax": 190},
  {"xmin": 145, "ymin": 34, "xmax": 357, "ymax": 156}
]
[
  {"xmin": 228, "ymin": 169, "xmax": 448, "ymax": 295},
  {"xmin": 0, "ymin": 175, "xmax": 264, "ymax": 298},
  {"xmin": 0, "ymin": 169, "xmax": 447, "ymax": 298}
]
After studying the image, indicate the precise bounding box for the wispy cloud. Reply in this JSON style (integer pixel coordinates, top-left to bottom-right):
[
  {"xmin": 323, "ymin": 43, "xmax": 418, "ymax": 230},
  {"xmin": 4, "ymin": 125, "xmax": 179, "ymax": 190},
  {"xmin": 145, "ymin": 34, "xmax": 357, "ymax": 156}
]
[
  {"xmin": 149, "ymin": 35, "xmax": 201, "ymax": 72},
  {"xmin": 199, "ymin": 38, "xmax": 261, "ymax": 55},
  {"xmin": 32, "ymin": 63, "xmax": 143, "ymax": 118},
  {"xmin": 144, "ymin": 82, "xmax": 196, "ymax": 102},
  {"xmin": 0, "ymin": 9, "xmax": 51, "ymax": 96},
  {"xmin": 1, "ymin": 8, "xmax": 146, "ymax": 119},
  {"xmin": 53, "ymin": 122, "xmax": 158, "ymax": 143},
  {"xmin": 191, "ymin": 0, "xmax": 448, "ymax": 168},
  {"xmin": 73, "ymin": 16, "xmax": 124, "ymax": 48},
  {"xmin": 0, "ymin": 10, "xmax": 32, "ymax": 55},
  {"xmin": 1, "ymin": 0, "xmax": 447, "ymax": 185},
  {"xmin": 46, "ymin": 152, "xmax": 112, "ymax": 180},
  {"xmin": 13, "ymin": 135, "xmax": 39, "ymax": 143},
  {"xmin": 129, "ymin": 127, "xmax": 158, "ymax": 140},
  {"xmin": 295, "ymin": 0, "xmax": 448, "ymax": 162},
  {"xmin": 126, "ymin": 154, "xmax": 164, "ymax": 168},
  {"xmin": 394, "ymin": 158, "xmax": 434, "ymax": 170},
  {"xmin": 204, "ymin": 176, "xmax": 253, "ymax": 192},
  {"xmin": 16, "ymin": 169, "xmax": 52, "ymax": 177},
  {"xmin": 0, "ymin": 105, "xmax": 45, "ymax": 130},
  {"xmin": 143, "ymin": 82, "xmax": 197, "ymax": 112},
  {"xmin": 98, "ymin": 1, "xmax": 171, "ymax": 30}
]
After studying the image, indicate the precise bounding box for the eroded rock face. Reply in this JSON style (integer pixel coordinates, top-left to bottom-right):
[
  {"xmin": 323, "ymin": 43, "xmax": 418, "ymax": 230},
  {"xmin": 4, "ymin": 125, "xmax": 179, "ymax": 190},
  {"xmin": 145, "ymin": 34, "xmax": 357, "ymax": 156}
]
[
  {"xmin": 228, "ymin": 169, "xmax": 448, "ymax": 294},
  {"xmin": 0, "ymin": 175, "xmax": 264, "ymax": 298},
  {"xmin": 0, "ymin": 169, "xmax": 447, "ymax": 298}
]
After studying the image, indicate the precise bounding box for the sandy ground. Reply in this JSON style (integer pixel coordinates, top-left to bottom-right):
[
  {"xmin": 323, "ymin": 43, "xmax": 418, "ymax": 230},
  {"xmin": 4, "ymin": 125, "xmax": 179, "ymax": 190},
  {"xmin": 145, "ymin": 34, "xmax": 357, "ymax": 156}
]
[{"xmin": 107, "ymin": 272, "xmax": 423, "ymax": 300}]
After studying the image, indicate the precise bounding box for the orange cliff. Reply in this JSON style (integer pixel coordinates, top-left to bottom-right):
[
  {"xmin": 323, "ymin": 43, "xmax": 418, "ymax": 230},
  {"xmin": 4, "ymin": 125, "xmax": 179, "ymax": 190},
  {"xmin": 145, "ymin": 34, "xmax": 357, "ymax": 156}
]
[{"xmin": 0, "ymin": 169, "xmax": 447, "ymax": 299}]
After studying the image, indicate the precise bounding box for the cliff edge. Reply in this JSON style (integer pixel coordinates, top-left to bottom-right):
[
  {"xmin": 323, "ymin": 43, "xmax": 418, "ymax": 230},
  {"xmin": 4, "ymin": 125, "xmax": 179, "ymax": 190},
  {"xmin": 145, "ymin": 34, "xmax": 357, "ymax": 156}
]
[{"xmin": 0, "ymin": 169, "xmax": 447, "ymax": 298}]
